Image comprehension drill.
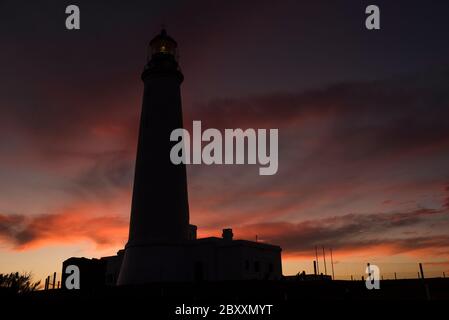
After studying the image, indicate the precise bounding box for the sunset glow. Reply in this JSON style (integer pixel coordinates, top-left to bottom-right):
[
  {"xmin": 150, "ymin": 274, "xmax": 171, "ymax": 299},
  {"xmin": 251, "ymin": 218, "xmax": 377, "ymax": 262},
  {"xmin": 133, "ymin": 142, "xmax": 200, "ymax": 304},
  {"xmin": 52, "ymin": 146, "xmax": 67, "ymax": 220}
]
[{"xmin": 1, "ymin": 1, "xmax": 449, "ymax": 285}]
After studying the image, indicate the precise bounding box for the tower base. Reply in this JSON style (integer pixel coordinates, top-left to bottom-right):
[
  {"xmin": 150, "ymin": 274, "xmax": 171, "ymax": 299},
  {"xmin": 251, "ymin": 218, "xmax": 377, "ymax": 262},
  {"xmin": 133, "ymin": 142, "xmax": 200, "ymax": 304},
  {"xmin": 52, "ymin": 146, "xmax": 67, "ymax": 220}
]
[{"xmin": 117, "ymin": 244, "xmax": 191, "ymax": 285}]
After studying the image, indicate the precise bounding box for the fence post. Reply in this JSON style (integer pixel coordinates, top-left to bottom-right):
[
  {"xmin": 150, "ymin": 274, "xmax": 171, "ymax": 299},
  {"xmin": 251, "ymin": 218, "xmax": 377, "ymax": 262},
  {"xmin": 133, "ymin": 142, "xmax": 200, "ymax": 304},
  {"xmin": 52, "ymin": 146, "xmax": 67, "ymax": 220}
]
[{"xmin": 419, "ymin": 263, "xmax": 425, "ymax": 280}]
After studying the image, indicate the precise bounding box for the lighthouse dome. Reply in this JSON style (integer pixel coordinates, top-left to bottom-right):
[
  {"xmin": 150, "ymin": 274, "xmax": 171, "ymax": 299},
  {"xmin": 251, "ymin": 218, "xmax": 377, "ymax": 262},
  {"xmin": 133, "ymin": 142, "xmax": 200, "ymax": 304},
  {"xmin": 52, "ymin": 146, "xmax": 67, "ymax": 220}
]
[{"xmin": 149, "ymin": 28, "xmax": 178, "ymax": 58}]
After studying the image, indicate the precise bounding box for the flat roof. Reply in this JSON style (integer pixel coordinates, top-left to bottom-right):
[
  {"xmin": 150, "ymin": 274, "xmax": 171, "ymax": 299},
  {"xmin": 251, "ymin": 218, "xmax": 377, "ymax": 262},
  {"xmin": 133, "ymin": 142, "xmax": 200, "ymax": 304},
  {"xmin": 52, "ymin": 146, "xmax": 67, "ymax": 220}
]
[{"xmin": 193, "ymin": 237, "xmax": 282, "ymax": 251}]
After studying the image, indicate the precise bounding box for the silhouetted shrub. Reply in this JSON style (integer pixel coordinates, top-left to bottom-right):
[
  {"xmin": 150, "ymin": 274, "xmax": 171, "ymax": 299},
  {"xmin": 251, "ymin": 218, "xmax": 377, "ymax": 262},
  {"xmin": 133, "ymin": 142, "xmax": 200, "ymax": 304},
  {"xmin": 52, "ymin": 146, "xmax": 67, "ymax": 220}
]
[{"xmin": 0, "ymin": 272, "xmax": 41, "ymax": 294}]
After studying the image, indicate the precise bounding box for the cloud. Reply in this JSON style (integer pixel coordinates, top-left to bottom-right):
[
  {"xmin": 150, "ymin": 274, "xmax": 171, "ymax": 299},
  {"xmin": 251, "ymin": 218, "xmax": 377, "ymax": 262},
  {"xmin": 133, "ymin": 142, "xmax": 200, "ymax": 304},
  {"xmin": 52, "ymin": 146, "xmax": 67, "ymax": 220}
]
[
  {"xmin": 2, "ymin": 205, "xmax": 448, "ymax": 260},
  {"xmin": 445, "ymin": 184, "xmax": 449, "ymax": 210},
  {"xmin": 0, "ymin": 211, "xmax": 128, "ymax": 250},
  {"xmin": 1, "ymin": 65, "xmax": 449, "ymax": 260},
  {"xmin": 232, "ymin": 207, "xmax": 449, "ymax": 257},
  {"xmin": 186, "ymin": 68, "xmax": 449, "ymax": 154},
  {"xmin": 185, "ymin": 68, "xmax": 449, "ymax": 227},
  {"xmin": 69, "ymin": 150, "xmax": 134, "ymax": 200}
]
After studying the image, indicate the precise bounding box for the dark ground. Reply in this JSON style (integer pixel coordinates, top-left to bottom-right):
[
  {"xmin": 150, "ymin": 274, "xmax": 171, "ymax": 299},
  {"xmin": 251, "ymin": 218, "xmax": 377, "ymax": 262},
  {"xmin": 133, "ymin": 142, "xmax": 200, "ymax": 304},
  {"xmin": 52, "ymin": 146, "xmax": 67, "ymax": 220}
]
[{"xmin": 2, "ymin": 278, "xmax": 448, "ymax": 318}]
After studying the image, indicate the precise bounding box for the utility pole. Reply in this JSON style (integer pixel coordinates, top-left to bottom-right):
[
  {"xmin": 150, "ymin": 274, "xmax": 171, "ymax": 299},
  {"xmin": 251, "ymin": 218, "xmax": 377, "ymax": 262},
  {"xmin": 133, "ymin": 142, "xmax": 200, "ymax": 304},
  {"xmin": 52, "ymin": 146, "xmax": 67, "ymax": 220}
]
[
  {"xmin": 330, "ymin": 248, "xmax": 335, "ymax": 280},
  {"xmin": 322, "ymin": 247, "xmax": 327, "ymax": 275}
]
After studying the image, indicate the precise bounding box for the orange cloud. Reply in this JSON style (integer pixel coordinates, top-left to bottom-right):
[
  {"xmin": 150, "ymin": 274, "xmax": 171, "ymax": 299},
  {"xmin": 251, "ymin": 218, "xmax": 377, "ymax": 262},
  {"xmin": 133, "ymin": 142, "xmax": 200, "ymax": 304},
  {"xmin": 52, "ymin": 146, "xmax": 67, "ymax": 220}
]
[
  {"xmin": 0, "ymin": 209, "xmax": 128, "ymax": 251},
  {"xmin": 225, "ymin": 208, "xmax": 449, "ymax": 257}
]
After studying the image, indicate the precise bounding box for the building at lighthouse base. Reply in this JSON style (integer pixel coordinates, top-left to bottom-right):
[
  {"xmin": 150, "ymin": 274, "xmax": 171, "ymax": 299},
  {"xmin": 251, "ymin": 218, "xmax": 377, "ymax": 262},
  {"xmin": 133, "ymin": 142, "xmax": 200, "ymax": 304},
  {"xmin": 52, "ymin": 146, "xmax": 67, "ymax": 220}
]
[{"xmin": 62, "ymin": 228, "xmax": 282, "ymax": 287}]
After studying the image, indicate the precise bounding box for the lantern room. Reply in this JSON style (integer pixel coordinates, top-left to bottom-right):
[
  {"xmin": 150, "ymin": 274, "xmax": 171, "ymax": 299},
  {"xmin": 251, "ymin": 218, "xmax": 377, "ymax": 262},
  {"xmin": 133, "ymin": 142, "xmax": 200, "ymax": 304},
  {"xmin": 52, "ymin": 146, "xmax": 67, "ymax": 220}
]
[{"xmin": 149, "ymin": 29, "xmax": 178, "ymax": 59}]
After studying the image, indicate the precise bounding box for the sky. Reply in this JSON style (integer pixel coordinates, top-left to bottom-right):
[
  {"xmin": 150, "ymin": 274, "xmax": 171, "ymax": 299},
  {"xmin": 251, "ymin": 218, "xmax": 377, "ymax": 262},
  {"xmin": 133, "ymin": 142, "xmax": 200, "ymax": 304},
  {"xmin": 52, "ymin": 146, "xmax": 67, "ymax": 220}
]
[{"xmin": 1, "ymin": 0, "xmax": 449, "ymax": 283}]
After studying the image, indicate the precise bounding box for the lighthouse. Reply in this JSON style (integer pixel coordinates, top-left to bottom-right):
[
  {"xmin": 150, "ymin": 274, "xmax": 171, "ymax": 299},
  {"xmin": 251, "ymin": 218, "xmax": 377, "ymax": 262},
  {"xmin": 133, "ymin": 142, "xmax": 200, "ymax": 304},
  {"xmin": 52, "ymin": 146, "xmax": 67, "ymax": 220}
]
[
  {"xmin": 117, "ymin": 29, "xmax": 191, "ymax": 284},
  {"xmin": 126, "ymin": 29, "xmax": 189, "ymax": 245},
  {"xmin": 112, "ymin": 29, "xmax": 282, "ymax": 285}
]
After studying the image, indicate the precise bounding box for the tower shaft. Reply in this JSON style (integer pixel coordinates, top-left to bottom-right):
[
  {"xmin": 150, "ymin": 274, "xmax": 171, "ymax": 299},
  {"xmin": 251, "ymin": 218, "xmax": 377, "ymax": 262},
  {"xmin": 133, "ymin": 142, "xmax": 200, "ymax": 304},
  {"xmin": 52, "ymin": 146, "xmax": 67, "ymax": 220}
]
[
  {"xmin": 128, "ymin": 62, "xmax": 189, "ymax": 245},
  {"xmin": 118, "ymin": 30, "xmax": 190, "ymax": 285}
]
